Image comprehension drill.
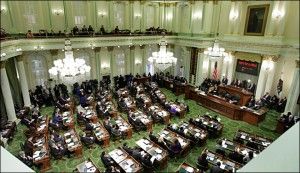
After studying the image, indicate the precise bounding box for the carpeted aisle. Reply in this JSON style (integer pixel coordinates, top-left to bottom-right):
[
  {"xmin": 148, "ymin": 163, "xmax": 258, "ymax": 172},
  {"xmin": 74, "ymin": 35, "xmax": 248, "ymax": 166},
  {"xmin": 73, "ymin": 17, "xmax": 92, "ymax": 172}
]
[{"xmin": 6, "ymin": 88, "xmax": 281, "ymax": 172}]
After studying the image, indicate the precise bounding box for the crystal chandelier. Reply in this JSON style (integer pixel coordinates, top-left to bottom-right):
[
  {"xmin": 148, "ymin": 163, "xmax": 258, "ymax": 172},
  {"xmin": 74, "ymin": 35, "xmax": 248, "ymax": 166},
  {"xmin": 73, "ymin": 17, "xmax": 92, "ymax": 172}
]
[
  {"xmin": 204, "ymin": 40, "xmax": 228, "ymax": 58},
  {"xmin": 48, "ymin": 39, "xmax": 91, "ymax": 77},
  {"xmin": 148, "ymin": 39, "xmax": 177, "ymax": 71}
]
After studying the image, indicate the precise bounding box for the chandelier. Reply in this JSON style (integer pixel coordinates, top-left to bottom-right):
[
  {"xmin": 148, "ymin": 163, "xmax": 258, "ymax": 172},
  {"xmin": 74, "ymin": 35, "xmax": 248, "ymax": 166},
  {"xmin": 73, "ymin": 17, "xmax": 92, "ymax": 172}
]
[
  {"xmin": 204, "ymin": 41, "xmax": 228, "ymax": 58},
  {"xmin": 48, "ymin": 39, "xmax": 91, "ymax": 77},
  {"xmin": 148, "ymin": 39, "xmax": 177, "ymax": 71}
]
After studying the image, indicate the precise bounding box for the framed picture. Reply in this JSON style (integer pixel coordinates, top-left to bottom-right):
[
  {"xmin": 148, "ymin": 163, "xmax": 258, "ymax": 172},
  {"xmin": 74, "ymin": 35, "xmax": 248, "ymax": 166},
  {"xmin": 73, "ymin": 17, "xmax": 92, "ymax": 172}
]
[{"xmin": 244, "ymin": 4, "xmax": 270, "ymax": 36}]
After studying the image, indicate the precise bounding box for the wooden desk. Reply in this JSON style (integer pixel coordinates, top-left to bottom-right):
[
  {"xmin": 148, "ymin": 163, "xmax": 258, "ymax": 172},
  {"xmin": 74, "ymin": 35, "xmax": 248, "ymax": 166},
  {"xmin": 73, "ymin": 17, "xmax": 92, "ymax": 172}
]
[
  {"xmin": 218, "ymin": 85, "xmax": 252, "ymax": 106},
  {"xmin": 32, "ymin": 135, "xmax": 51, "ymax": 172},
  {"xmin": 148, "ymin": 105, "xmax": 170, "ymax": 124},
  {"xmin": 64, "ymin": 129, "xmax": 83, "ymax": 157},
  {"xmin": 136, "ymin": 138, "xmax": 168, "ymax": 170},
  {"xmin": 36, "ymin": 116, "xmax": 49, "ymax": 136},
  {"xmin": 76, "ymin": 159, "xmax": 100, "ymax": 173},
  {"xmin": 90, "ymin": 122, "xmax": 110, "ymax": 147},
  {"xmin": 276, "ymin": 119, "xmax": 286, "ymax": 134},
  {"xmin": 133, "ymin": 76, "xmax": 150, "ymax": 85},
  {"xmin": 128, "ymin": 110, "xmax": 153, "ymax": 132},
  {"xmin": 62, "ymin": 111, "xmax": 75, "ymax": 129},
  {"xmin": 154, "ymin": 90, "xmax": 166, "ymax": 103},
  {"xmin": 109, "ymin": 148, "xmax": 143, "ymax": 173},
  {"xmin": 168, "ymin": 122, "xmax": 208, "ymax": 146},
  {"xmin": 136, "ymin": 93, "xmax": 152, "ymax": 109},
  {"xmin": 202, "ymin": 149, "xmax": 242, "ymax": 172},
  {"xmin": 190, "ymin": 115, "xmax": 223, "ymax": 137},
  {"xmin": 235, "ymin": 130, "xmax": 273, "ymax": 151},
  {"xmin": 163, "ymin": 79, "xmax": 186, "ymax": 96},
  {"xmin": 217, "ymin": 138, "xmax": 259, "ymax": 158},
  {"xmin": 158, "ymin": 129, "xmax": 191, "ymax": 157},
  {"xmin": 166, "ymin": 101, "xmax": 186, "ymax": 119},
  {"xmin": 78, "ymin": 107, "xmax": 98, "ymax": 123},
  {"xmin": 177, "ymin": 162, "xmax": 200, "ymax": 173},
  {"xmin": 241, "ymin": 107, "xmax": 268, "ymax": 126},
  {"xmin": 114, "ymin": 116, "xmax": 133, "ymax": 139},
  {"xmin": 186, "ymin": 87, "xmax": 267, "ymax": 125}
]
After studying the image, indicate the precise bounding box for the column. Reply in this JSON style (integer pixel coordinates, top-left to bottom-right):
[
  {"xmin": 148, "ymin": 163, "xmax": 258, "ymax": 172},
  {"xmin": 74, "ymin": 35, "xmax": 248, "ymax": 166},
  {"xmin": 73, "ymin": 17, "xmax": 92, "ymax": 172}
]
[
  {"xmin": 90, "ymin": 50, "xmax": 97, "ymax": 80},
  {"xmin": 255, "ymin": 56, "xmax": 277, "ymax": 99},
  {"xmin": 264, "ymin": 57, "xmax": 278, "ymax": 93},
  {"xmin": 203, "ymin": 1, "xmax": 214, "ymax": 34},
  {"xmin": 195, "ymin": 51, "xmax": 205, "ymax": 86},
  {"xmin": 1, "ymin": 62, "xmax": 17, "ymax": 121},
  {"xmin": 16, "ymin": 56, "xmax": 31, "ymax": 106},
  {"xmin": 94, "ymin": 47, "xmax": 101, "ymax": 80},
  {"xmin": 227, "ymin": 53, "xmax": 236, "ymax": 84},
  {"xmin": 285, "ymin": 60, "xmax": 300, "ymax": 115},
  {"xmin": 182, "ymin": 47, "xmax": 191, "ymax": 82},
  {"xmin": 108, "ymin": 46, "xmax": 114, "ymax": 81}
]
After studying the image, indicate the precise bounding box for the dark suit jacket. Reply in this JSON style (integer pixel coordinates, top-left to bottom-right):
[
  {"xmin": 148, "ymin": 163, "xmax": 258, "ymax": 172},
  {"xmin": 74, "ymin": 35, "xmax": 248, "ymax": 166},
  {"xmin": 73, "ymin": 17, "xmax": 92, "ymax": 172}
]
[{"xmin": 210, "ymin": 165, "xmax": 224, "ymax": 173}]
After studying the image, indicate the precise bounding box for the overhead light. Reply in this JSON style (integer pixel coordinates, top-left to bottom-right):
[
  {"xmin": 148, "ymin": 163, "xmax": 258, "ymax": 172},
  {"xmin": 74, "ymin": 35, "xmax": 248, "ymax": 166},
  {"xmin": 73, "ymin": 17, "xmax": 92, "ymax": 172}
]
[
  {"xmin": 16, "ymin": 48, "xmax": 22, "ymax": 52},
  {"xmin": 48, "ymin": 39, "xmax": 91, "ymax": 78},
  {"xmin": 1, "ymin": 53, "xmax": 6, "ymax": 57},
  {"xmin": 53, "ymin": 9, "xmax": 63, "ymax": 16},
  {"xmin": 204, "ymin": 40, "xmax": 228, "ymax": 59},
  {"xmin": 148, "ymin": 38, "xmax": 177, "ymax": 71},
  {"xmin": 117, "ymin": 46, "xmax": 120, "ymax": 48}
]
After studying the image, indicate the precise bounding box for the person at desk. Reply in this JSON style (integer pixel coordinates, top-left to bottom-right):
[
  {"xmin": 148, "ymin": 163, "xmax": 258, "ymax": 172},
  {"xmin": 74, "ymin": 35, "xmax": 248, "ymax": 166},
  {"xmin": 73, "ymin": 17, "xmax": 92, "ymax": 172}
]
[
  {"xmin": 142, "ymin": 73, "xmax": 147, "ymax": 77},
  {"xmin": 277, "ymin": 97, "xmax": 287, "ymax": 113},
  {"xmin": 100, "ymin": 25, "xmax": 106, "ymax": 34},
  {"xmin": 149, "ymin": 131, "xmax": 158, "ymax": 143},
  {"xmin": 88, "ymin": 25, "xmax": 94, "ymax": 35},
  {"xmin": 221, "ymin": 76, "xmax": 228, "ymax": 85},
  {"xmin": 210, "ymin": 162, "xmax": 224, "ymax": 173},
  {"xmin": 246, "ymin": 96, "xmax": 256, "ymax": 108},
  {"xmin": 141, "ymin": 154, "xmax": 154, "ymax": 171},
  {"xmin": 197, "ymin": 153, "xmax": 209, "ymax": 171},
  {"xmin": 26, "ymin": 30, "xmax": 34, "ymax": 38},
  {"xmin": 252, "ymin": 100, "xmax": 263, "ymax": 110},
  {"xmin": 136, "ymin": 73, "xmax": 141, "ymax": 78},
  {"xmin": 105, "ymin": 165, "xmax": 121, "ymax": 173},
  {"xmin": 243, "ymin": 151, "xmax": 254, "ymax": 164},
  {"xmin": 114, "ymin": 26, "xmax": 119, "ymax": 34},
  {"xmin": 82, "ymin": 25, "xmax": 88, "ymax": 33},
  {"xmin": 72, "ymin": 26, "xmax": 79, "ymax": 35},
  {"xmin": 246, "ymin": 138, "xmax": 259, "ymax": 150},
  {"xmin": 51, "ymin": 110, "xmax": 62, "ymax": 129},
  {"xmin": 261, "ymin": 92, "xmax": 271, "ymax": 106},
  {"xmin": 166, "ymin": 138, "xmax": 182, "ymax": 157},
  {"xmin": 101, "ymin": 151, "xmax": 114, "ymax": 167},
  {"xmin": 228, "ymin": 148, "xmax": 243, "ymax": 164},
  {"xmin": 247, "ymin": 83, "xmax": 256, "ymax": 93},
  {"xmin": 18, "ymin": 151, "xmax": 33, "ymax": 167},
  {"xmin": 80, "ymin": 131, "xmax": 95, "ymax": 148}
]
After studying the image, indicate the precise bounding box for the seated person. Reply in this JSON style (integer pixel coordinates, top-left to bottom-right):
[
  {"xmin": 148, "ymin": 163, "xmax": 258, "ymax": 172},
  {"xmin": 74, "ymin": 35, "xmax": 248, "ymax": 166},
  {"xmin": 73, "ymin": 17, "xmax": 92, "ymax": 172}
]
[
  {"xmin": 210, "ymin": 162, "xmax": 224, "ymax": 173},
  {"xmin": 82, "ymin": 25, "xmax": 88, "ymax": 33},
  {"xmin": 105, "ymin": 165, "xmax": 121, "ymax": 173},
  {"xmin": 166, "ymin": 138, "xmax": 182, "ymax": 156},
  {"xmin": 88, "ymin": 25, "xmax": 94, "ymax": 34},
  {"xmin": 277, "ymin": 97, "xmax": 287, "ymax": 113},
  {"xmin": 246, "ymin": 96, "xmax": 256, "ymax": 108},
  {"xmin": 101, "ymin": 151, "xmax": 114, "ymax": 167},
  {"xmin": 100, "ymin": 25, "xmax": 106, "ymax": 34},
  {"xmin": 252, "ymin": 100, "xmax": 263, "ymax": 110},
  {"xmin": 243, "ymin": 151, "xmax": 254, "ymax": 164},
  {"xmin": 141, "ymin": 154, "xmax": 154, "ymax": 170},
  {"xmin": 114, "ymin": 26, "xmax": 119, "ymax": 33},
  {"xmin": 136, "ymin": 73, "xmax": 141, "ymax": 78},
  {"xmin": 26, "ymin": 30, "xmax": 34, "ymax": 38},
  {"xmin": 80, "ymin": 131, "xmax": 95, "ymax": 148},
  {"xmin": 197, "ymin": 153, "xmax": 209, "ymax": 171},
  {"xmin": 246, "ymin": 138, "xmax": 259, "ymax": 150},
  {"xmin": 261, "ymin": 92, "xmax": 271, "ymax": 106},
  {"xmin": 149, "ymin": 131, "xmax": 158, "ymax": 143},
  {"xmin": 18, "ymin": 151, "xmax": 33, "ymax": 167}
]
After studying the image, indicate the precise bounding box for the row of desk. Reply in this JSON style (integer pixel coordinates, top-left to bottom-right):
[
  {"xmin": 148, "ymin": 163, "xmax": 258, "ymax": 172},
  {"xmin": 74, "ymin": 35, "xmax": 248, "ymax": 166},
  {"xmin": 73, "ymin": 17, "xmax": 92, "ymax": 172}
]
[{"xmin": 185, "ymin": 86, "xmax": 268, "ymax": 125}]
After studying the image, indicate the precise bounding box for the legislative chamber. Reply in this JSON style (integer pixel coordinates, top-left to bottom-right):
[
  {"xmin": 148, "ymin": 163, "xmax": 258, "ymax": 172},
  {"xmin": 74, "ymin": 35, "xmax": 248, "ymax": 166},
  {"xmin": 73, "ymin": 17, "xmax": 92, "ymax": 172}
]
[{"xmin": 0, "ymin": 1, "xmax": 299, "ymax": 173}]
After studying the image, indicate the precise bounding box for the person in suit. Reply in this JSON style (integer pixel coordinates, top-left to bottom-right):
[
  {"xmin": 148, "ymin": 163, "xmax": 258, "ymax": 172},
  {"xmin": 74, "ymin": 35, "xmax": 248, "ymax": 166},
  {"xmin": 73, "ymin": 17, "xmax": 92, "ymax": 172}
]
[
  {"xmin": 210, "ymin": 162, "xmax": 224, "ymax": 173},
  {"xmin": 136, "ymin": 73, "xmax": 141, "ymax": 78},
  {"xmin": 105, "ymin": 165, "xmax": 121, "ymax": 173},
  {"xmin": 80, "ymin": 131, "xmax": 95, "ymax": 148},
  {"xmin": 243, "ymin": 151, "xmax": 254, "ymax": 164},
  {"xmin": 167, "ymin": 138, "xmax": 182, "ymax": 156},
  {"xmin": 246, "ymin": 138, "xmax": 259, "ymax": 150},
  {"xmin": 141, "ymin": 154, "xmax": 154, "ymax": 170},
  {"xmin": 221, "ymin": 76, "xmax": 228, "ymax": 85},
  {"xmin": 197, "ymin": 153, "xmax": 209, "ymax": 171},
  {"xmin": 101, "ymin": 151, "xmax": 114, "ymax": 167},
  {"xmin": 277, "ymin": 97, "xmax": 287, "ymax": 113},
  {"xmin": 261, "ymin": 92, "xmax": 271, "ymax": 106},
  {"xmin": 246, "ymin": 96, "xmax": 256, "ymax": 108}
]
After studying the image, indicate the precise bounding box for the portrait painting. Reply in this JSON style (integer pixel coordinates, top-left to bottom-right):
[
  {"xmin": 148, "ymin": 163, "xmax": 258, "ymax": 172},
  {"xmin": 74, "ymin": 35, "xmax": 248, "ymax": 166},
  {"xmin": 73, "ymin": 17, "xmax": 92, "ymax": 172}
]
[{"xmin": 244, "ymin": 4, "xmax": 269, "ymax": 36}]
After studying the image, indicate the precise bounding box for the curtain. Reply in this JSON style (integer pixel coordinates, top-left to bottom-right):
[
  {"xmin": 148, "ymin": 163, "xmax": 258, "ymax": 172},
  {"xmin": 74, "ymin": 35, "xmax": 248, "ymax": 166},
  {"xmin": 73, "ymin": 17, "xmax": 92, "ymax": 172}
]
[{"xmin": 6, "ymin": 58, "xmax": 23, "ymax": 106}]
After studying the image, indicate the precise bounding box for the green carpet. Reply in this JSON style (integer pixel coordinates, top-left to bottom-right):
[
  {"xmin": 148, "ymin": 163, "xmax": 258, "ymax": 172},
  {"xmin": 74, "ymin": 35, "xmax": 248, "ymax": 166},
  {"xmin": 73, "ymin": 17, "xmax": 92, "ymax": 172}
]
[{"xmin": 6, "ymin": 88, "xmax": 281, "ymax": 172}]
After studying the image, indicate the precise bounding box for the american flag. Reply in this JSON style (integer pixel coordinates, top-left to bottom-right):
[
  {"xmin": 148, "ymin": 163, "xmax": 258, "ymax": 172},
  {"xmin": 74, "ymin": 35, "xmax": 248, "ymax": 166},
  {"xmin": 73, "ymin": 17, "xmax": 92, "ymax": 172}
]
[{"xmin": 212, "ymin": 61, "xmax": 218, "ymax": 80}]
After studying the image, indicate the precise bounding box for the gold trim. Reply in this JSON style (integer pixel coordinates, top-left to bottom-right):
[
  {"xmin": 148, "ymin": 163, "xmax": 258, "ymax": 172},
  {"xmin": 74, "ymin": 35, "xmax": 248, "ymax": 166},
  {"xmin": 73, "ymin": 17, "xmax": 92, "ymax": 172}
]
[
  {"xmin": 262, "ymin": 55, "xmax": 279, "ymax": 62},
  {"xmin": 244, "ymin": 4, "xmax": 270, "ymax": 36}
]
